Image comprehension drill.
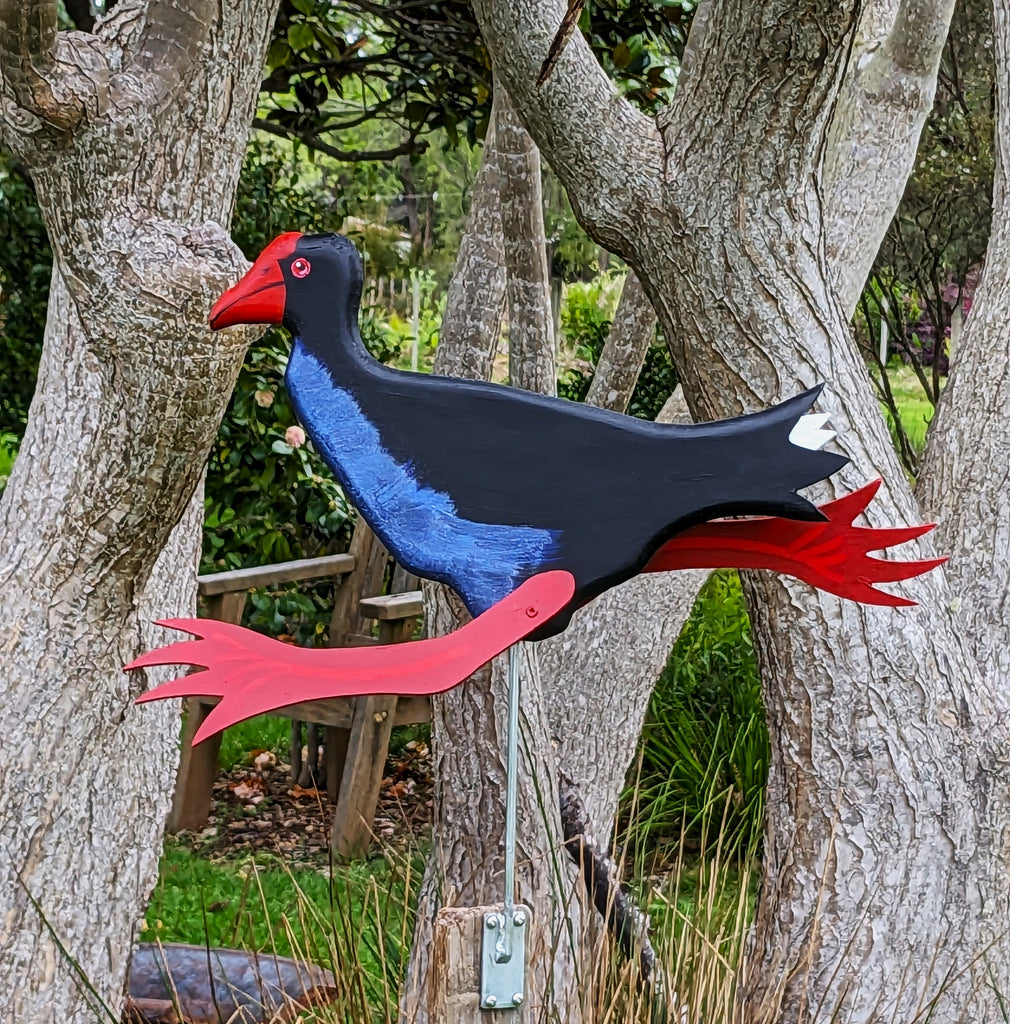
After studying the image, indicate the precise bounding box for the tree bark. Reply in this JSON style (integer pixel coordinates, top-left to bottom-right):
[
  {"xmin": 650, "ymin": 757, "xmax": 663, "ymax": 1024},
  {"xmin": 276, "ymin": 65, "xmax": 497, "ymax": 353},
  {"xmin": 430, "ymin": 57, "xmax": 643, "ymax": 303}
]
[
  {"xmin": 472, "ymin": 1, "xmax": 1010, "ymax": 1020},
  {"xmin": 497, "ymin": 85, "xmax": 557, "ymax": 395},
  {"xmin": 403, "ymin": 95, "xmax": 590, "ymax": 1024},
  {"xmin": 0, "ymin": 2, "xmax": 276, "ymax": 1018},
  {"xmin": 917, "ymin": 0, "xmax": 1010, "ymax": 677},
  {"xmin": 584, "ymin": 271, "xmax": 656, "ymax": 414},
  {"xmin": 821, "ymin": 0, "xmax": 958, "ymax": 309},
  {"xmin": 435, "ymin": 111, "xmax": 506, "ymax": 383}
]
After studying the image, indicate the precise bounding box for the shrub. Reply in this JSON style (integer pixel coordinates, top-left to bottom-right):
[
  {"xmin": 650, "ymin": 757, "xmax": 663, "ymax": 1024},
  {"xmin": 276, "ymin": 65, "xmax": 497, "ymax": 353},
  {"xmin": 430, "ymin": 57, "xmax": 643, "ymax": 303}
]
[
  {"xmin": 631, "ymin": 570, "xmax": 767, "ymax": 860},
  {"xmin": 0, "ymin": 150, "xmax": 50, "ymax": 435},
  {"xmin": 556, "ymin": 275, "xmax": 678, "ymax": 419}
]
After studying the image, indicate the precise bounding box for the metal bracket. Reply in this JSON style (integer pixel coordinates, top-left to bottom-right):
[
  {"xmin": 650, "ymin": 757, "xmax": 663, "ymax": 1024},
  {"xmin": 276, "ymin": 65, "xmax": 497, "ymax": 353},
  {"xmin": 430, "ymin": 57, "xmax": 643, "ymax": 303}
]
[{"xmin": 481, "ymin": 905, "xmax": 529, "ymax": 1011}]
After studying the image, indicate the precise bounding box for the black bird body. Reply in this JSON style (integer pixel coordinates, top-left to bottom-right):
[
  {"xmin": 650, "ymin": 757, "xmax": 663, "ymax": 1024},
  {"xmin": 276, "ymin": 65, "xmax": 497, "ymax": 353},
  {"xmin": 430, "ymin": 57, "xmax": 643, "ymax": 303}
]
[{"xmin": 214, "ymin": 232, "xmax": 847, "ymax": 638}]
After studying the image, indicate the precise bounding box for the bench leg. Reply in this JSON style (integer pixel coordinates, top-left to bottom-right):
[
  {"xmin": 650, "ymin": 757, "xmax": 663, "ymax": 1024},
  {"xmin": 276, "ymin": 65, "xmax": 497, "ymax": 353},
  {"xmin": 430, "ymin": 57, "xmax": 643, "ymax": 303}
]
[
  {"xmin": 329, "ymin": 695, "xmax": 398, "ymax": 859},
  {"xmin": 325, "ymin": 726, "xmax": 350, "ymax": 803},
  {"xmin": 167, "ymin": 699, "xmax": 223, "ymax": 833}
]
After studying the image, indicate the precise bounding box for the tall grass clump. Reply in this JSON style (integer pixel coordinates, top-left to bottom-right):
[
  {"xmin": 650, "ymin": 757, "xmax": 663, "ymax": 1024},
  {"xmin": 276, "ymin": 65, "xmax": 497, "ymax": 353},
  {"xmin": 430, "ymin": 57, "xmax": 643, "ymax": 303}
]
[{"xmin": 630, "ymin": 570, "xmax": 768, "ymax": 865}]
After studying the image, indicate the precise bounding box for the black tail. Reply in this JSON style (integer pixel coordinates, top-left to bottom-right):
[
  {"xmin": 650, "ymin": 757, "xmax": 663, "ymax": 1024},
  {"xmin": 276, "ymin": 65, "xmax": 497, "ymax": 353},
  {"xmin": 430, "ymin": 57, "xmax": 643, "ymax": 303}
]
[{"xmin": 702, "ymin": 385, "xmax": 848, "ymax": 522}]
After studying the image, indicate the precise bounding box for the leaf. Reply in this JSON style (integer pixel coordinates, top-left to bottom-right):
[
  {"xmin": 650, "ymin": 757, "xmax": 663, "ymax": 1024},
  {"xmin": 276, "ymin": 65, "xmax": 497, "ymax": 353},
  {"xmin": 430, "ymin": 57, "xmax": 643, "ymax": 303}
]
[
  {"xmin": 287, "ymin": 22, "xmax": 316, "ymax": 52},
  {"xmin": 266, "ymin": 39, "xmax": 292, "ymax": 71},
  {"xmin": 612, "ymin": 41, "xmax": 632, "ymax": 69},
  {"xmin": 271, "ymin": 440, "xmax": 294, "ymax": 455}
]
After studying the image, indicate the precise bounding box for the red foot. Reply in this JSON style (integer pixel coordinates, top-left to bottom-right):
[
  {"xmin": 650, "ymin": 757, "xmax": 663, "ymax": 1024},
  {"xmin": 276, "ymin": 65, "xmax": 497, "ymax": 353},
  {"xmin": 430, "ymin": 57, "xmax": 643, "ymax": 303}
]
[
  {"xmin": 643, "ymin": 480, "xmax": 945, "ymax": 606},
  {"xmin": 128, "ymin": 571, "xmax": 575, "ymax": 744}
]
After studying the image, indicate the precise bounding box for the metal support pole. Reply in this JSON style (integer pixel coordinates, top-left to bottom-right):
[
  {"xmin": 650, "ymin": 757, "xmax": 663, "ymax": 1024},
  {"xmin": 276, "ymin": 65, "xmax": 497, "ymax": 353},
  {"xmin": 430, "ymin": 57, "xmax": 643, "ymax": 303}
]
[
  {"xmin": 503, "ymin": 642, "xmax": 520, "ymax": 916},
  {"xmin": 480, "ymin": 642, "xmax": 528, "ymax": 1011}
]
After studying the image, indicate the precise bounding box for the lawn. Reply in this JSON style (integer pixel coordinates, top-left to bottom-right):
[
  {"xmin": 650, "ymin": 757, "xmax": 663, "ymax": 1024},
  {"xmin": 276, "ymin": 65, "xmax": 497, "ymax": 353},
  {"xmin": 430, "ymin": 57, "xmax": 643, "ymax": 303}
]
[
  {"xmin": 878, "ymin": 363, "xmax": 938, "ymax": 453},
  {"xmin": 143, "ymin": 839, "xmax": 417, "ymax": 1021}
]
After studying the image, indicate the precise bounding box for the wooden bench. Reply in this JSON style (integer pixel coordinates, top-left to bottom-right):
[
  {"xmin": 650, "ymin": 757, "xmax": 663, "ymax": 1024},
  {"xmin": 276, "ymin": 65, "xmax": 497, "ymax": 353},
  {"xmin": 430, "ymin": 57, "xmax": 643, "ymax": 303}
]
[{"xmin": 168, "ymin": 526, "xmax": 428, "ymax": 858}]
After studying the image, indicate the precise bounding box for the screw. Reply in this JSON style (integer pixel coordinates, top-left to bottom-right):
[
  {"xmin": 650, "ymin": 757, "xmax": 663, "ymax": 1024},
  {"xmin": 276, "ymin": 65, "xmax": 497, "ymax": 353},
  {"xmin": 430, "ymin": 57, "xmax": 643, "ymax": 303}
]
[
  {"xmin": 526, "ymin": 605, "xmax": 538, "ymax": 617},
  {"xmin": 512, "ymin": 909, "xmax": 526, "ymax": 927},
  {"xmin": 512, "ymin": 992, "xmax": 524, "ymax": 1006},
  {"xmin": 486, "ymin": 913, "xmax": 501, "ymax": 930},
  {"xmin": 484, "ymin": 995, "xmax": 498, "ymax": 1008}
]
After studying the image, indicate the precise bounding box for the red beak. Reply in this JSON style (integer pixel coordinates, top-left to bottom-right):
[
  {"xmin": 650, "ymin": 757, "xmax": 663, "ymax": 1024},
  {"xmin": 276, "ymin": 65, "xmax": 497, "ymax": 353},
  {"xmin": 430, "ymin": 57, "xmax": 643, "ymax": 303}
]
[{"xmin": 209, "ymin": 232, "xmax": 302, "ymax": 330}]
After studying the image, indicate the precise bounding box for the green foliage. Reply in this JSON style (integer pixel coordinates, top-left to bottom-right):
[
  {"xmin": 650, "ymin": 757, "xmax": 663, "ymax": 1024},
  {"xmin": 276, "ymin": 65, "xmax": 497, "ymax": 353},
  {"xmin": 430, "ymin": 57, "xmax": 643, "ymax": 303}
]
[
  {"xmin": 260, "ymin": 1, "xmax": 693, "ymax": 167},
  {"xmin": 367, "ymin": 271, "xmax": 443, "ymax": 371},
  {"xmin": 628, "ymin": 335, "xmax": 679, "ymax": 421},
  {"xmin": 0, "ymin": 151, "xmax": 51, "ymax": 435},
  {"xmin": 0, "ymin": 431, "xmax": 17, "ymax": 492},
  {"xmin": 632, "ymin": 571, "xmax": 767, "ymax": 859},
  {"xmin": 557, "ymin": 275, "xmax": 678, "ymax": 419},
  {"xmin": 233, "ymin": 139, "xmax": 347, "ymax": 257}
]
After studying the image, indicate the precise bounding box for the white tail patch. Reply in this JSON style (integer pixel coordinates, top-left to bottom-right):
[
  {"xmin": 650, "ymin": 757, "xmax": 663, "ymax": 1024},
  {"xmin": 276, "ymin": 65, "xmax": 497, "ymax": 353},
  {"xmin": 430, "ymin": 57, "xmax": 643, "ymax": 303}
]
[{"xmin": 789, "ymin": 412, "xmax": 836, "ymax": 451}]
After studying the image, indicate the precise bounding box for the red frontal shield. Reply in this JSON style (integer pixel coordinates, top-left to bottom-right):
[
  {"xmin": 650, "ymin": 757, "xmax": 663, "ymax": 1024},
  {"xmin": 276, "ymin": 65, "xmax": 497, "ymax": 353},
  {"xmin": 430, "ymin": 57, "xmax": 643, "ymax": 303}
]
[{"xmin": 209, "ymin": 232, "xmax": 302, "ymax": 329}]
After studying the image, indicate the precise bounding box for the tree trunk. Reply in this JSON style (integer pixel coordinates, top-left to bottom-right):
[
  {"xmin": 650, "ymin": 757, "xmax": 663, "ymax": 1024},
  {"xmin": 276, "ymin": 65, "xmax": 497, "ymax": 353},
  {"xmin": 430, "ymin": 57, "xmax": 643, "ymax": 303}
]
[
  {"xmin": 0, "ymin": 2, "xmax": 276, "ymax": 1017},
  {"xmin": 471, "ymin": 0, "xmax": 1010, "ymax": 1020},
  {"xmin": 497, "ymin": 85, "xmax": 557, "ymax": 394},
  {"xmin": 584, "ymin": 271, "xmax": 656, "ymax": 413},
  {"xmin": 403, "ymin": 96, "xmax": 590, "ymax": 1024},
  {"xmin": 435, "ymin": 112, "xmax": 506, "ymax": 383}
]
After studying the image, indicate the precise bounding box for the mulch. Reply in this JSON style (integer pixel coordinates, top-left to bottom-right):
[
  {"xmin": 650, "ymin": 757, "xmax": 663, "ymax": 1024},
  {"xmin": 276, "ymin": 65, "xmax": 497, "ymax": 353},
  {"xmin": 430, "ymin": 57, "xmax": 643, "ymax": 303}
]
[{"xmin": 179, "ymin": 740, "xmax": 433, "ymax": 863}]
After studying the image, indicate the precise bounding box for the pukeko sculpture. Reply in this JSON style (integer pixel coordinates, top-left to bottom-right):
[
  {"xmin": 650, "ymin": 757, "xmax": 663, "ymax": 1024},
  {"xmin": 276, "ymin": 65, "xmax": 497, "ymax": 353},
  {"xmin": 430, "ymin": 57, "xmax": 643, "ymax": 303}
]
[{"xmin": 129, "ymin": 233, "xmax": 944, "ymax": 743}]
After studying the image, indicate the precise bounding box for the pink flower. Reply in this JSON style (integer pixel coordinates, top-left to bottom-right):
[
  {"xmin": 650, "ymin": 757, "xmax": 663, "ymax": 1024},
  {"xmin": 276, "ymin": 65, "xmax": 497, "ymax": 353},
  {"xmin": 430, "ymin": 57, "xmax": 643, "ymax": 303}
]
[{"xmin": 285, "ymin": 425, "xmax": 306, "ymax": 448}]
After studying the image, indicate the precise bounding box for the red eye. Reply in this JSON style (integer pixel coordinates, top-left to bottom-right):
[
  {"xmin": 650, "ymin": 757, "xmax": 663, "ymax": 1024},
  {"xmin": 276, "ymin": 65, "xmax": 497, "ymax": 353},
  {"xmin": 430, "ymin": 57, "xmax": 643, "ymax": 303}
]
[{"xmin": 291, "ymin": 258, "xmax": 311, "ymax": 279}]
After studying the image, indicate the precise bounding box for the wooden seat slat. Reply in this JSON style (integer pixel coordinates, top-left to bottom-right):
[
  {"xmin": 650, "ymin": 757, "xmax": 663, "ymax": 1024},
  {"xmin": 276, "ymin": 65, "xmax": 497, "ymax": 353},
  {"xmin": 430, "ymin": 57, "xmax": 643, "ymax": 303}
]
[
  {"xmin": 358, "ymin": 591, "xmax": 424, "ymax": 620},
  {"xmin": 197, "ymin": 553, "xmax": 356, "ymax": 596}
]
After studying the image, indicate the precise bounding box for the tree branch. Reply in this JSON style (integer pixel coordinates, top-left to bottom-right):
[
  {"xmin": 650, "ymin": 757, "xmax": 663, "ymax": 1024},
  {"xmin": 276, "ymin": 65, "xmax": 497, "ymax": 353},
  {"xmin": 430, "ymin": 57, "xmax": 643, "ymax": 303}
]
[
  {"xmin": 585, "ymin": 271, "xmax": 656, "ymax": 413},
  {"xmin": 469, "ymin": 0, "xmax": 663, "ymax": 256},
  {"xmin": 0, "ymin": 0, "xmax": 84, "ymax": 129},
  {"xmin": 497, "ymin": 85, "xmax": 556, "ymax": 395},
  {"xmin": 821, "ymin": 0, "xmax": 956, "ymax": 313},
  {"xmin": 252, "ymin": 117, "xmax": 427, "ymax": 163},
  {"xmin": 434, "ymin": 108, "xmax": 505, "ymax": 381},
  {"xmin": 132, "ymin": 0, "xmax": 215, "ymax": 105},
  {"xmin": 916, "ymin": 0, "xmax": 1010, "ymax": 672}
]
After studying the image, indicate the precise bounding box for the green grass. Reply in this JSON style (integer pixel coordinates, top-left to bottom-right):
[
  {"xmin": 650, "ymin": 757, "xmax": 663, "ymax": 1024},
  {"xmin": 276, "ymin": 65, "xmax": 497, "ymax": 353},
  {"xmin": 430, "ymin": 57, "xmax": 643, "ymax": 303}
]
[
  {"xmin": 879, "ymin": 364, "xmax": 938, "ymax": 454},
  {"xmin": 143, "ymin": 840, "xmax": 419, "ymax": 1020},
  {"xmin": 628, "ymin": 570, "xmax": 766, "ymax": 864},
  {"xmin": 143, "ymin": 843, "xmax": 390, "ymax": 955},
  {"xmin": 217, "ymin": 714, "xmax": 292, "ymax": 771}
]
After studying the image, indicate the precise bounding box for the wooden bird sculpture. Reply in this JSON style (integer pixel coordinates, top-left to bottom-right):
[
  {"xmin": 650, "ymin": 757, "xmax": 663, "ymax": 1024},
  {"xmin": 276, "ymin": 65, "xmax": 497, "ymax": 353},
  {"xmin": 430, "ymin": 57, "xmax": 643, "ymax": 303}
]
[{"xmin": 128, "ymin": 233, "xmax": 944, "ymax": 743}]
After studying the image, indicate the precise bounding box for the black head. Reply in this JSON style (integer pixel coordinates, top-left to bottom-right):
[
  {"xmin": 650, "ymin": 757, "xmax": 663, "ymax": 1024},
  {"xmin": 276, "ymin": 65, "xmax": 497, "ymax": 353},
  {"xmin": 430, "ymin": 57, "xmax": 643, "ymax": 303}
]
[{"xmin": 209, "ymin": 232, "xmax": 364, "ymax": 332}]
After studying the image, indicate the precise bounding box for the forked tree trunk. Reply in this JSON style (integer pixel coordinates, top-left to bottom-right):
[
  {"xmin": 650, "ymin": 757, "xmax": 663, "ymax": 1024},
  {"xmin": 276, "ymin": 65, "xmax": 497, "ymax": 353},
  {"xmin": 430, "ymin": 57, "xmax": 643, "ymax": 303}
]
[
  {"xmin": 403, "ymin": 94, "xmax": 591, "ymax": 1024},
  {"xmin": 0, "ymin": 2, "xmax": 276, "ymax": 1017},
  {"xmin": 470, "ymin": 0, "xmax": 1010, "ymax": 1020}
]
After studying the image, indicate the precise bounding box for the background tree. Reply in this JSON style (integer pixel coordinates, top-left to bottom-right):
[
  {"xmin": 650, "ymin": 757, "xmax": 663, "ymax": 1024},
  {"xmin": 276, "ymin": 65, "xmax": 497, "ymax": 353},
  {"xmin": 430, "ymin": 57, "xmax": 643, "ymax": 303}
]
[
  {"xmin": 441, "ymin": 0, "xmax": 1010, "ymax": 1020},
  {"xmin": 0, "ymin": 1, "xmax": 276, "ymax": 1017}
]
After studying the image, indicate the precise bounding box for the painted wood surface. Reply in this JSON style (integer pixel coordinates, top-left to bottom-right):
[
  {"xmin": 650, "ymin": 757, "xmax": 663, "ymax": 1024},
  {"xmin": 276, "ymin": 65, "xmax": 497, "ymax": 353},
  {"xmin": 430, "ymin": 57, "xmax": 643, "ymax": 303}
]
[{"xmin": 210, "ymin": 232, "xmax": 848, "ymax": 638}]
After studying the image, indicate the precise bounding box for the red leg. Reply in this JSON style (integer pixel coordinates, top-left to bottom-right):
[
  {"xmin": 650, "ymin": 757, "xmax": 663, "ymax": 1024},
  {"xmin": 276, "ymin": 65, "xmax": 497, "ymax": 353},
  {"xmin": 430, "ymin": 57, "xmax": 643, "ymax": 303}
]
[
  {"xmin": 127, "ymin": 571, "xmax": 575, "ymax": 744},
  {"xmin": 643, "ymin": 480, "xmax": 946, "ymax": 606}
]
